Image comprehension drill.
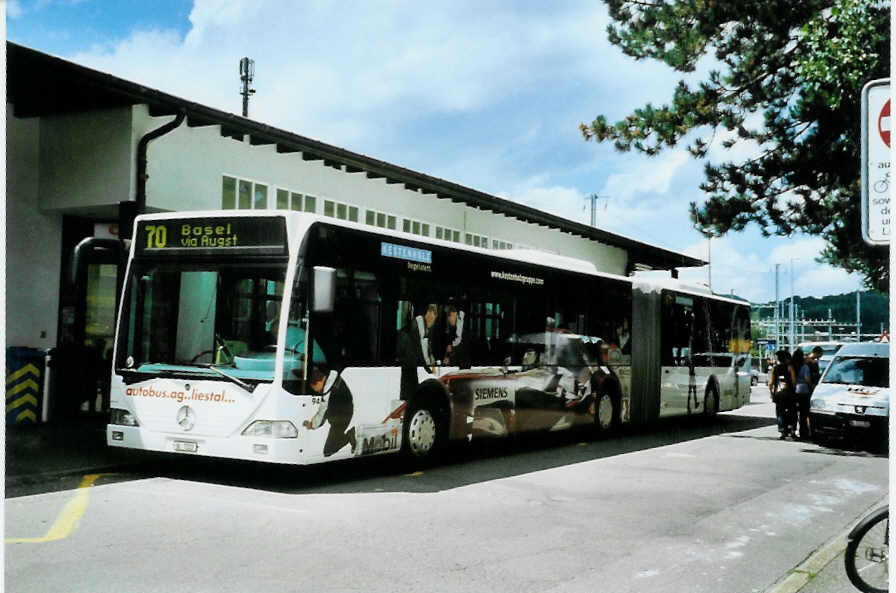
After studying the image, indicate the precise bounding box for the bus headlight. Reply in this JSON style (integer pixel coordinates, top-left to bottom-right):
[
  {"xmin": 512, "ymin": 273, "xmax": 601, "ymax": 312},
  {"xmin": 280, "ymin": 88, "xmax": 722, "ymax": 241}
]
[
  {"xmin": 242, "ymin": 420, "xmax": 298, "ymax": 438},
  {"xmin": 110, "ymin": 408, "xmax": 139, "ymax": 427}
]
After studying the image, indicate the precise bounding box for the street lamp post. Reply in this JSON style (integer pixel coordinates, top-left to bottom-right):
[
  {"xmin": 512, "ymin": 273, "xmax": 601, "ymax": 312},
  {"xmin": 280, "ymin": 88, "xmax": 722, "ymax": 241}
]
[
  {"xmin": 789, "ymin": 259, "xmax": 797, "ymax": 351},
  {"xmin": 774, "ymin": 264, "xmax": 780, "ymax": 351}
]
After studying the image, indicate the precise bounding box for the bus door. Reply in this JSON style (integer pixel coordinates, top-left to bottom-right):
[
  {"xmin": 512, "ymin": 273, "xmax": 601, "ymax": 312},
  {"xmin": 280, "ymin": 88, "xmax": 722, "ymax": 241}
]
[
  {"xmin": 59, "ymin": 227, "xmax": 125, "ymax": 417},
  {"xmin": 660, "ymin": 294, "xmax": 695, "ymax": 417}
]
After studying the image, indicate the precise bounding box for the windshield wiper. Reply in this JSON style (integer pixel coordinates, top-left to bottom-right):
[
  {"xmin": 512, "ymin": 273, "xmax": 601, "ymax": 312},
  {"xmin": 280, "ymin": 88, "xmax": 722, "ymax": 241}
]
[{"xmin": 194, "ymin": 364, "xmax": 255, "ymax": 393}]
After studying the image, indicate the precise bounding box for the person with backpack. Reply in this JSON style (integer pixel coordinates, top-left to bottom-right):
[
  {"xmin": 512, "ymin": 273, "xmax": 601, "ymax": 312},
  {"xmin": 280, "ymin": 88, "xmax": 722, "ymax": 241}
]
[
  {"xmin": 769, "ymin": 350, "xmax": 796, "ymax": 439},
  {"xmin": 791, "ymin": 348, "xmax": 812, "ymax": 440}
]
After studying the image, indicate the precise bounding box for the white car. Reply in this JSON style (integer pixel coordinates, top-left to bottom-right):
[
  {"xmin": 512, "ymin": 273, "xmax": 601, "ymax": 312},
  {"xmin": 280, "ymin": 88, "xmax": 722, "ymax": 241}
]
[{"xmin": 809, "ymin": 342, "xmax": 889, "ymax": 448}]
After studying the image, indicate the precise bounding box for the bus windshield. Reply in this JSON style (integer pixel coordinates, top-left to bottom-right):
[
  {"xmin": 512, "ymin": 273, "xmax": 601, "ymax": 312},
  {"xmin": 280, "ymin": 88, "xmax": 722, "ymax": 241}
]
[{"xmin": 116, "ymin": 259, "xmax": 287, "ymax": 381}]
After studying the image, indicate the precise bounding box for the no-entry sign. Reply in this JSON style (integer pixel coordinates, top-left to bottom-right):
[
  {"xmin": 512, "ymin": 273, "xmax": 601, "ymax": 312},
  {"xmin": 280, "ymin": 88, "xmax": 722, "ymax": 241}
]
[{"xmin": 862, "ymin": 79, "xmax": 891, "ymax": 245}]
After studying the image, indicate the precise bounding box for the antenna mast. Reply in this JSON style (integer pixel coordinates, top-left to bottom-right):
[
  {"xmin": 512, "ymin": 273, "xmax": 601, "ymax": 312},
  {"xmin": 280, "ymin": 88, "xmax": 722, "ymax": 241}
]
[{"xmin": 239, "ymin": 57, "xmax": 255, "ymax": 117}]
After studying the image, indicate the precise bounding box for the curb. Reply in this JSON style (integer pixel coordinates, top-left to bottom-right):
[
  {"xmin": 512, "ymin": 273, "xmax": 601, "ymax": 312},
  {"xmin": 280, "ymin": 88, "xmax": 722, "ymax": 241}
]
[{"xmin": 764, "ymin": 494, "xmax": 888, "ymax": 593}]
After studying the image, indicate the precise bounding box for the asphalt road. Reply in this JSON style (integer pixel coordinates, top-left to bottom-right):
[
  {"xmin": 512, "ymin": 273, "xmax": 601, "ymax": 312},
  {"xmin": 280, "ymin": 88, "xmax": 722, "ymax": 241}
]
[{"xmin": 5, "ymin": 387, "xmax": 888, "ymax": 593}]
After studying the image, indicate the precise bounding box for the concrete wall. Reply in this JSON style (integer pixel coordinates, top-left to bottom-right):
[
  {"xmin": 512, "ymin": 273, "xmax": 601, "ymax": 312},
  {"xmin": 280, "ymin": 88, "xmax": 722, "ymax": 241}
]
[
  {"xmin": 138, "ymin": 105, "xmax": 628, "ymax": 274},
  {"xmin": 6, "ymin": 107, "xmax": 63, "ymax": 348},
  {"xmin": 39, "ymin": 107, "xmax": 132, "ymax": 210}
]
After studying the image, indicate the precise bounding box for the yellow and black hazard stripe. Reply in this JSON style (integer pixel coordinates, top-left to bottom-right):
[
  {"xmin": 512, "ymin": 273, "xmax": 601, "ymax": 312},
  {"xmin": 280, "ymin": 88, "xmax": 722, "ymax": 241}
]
[{"xmin": 6, "ymin": 363, "xmax": 42, "ymax": 424}]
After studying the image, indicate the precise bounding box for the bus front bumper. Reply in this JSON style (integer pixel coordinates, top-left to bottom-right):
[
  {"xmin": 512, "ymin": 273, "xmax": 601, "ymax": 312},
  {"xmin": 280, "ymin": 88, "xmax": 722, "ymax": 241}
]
[{"xmin": 107, "ymin": 425, "xmax": 302, "ymax": 464}]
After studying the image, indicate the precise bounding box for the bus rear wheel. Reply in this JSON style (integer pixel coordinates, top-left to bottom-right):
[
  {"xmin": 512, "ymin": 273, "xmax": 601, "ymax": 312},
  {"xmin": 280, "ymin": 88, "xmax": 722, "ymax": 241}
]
[
  {"xmin": 703, "ymin": 383, "xmax": 719, "ymax": 417},
  {"xmin": 593, "ymin": 386, "xmax": 618, "ymax": 436},
  {"xmin": 403, "ymin": 396, "xmax": 446, "ymax": 466}
]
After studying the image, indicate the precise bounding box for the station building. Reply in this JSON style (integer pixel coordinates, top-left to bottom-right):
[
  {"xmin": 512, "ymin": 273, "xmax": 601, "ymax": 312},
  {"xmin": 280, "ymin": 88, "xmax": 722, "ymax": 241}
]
[{"xmin": 5, "ymin": 42, "xmax": 704, "ymax": 421}]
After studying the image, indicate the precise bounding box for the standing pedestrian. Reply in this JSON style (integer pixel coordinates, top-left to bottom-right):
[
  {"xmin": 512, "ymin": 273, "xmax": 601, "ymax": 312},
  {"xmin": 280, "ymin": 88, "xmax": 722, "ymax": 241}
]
[
  {"xmin": 769, "ymin": 350, "xmax": 795, "ymax": 439},
  {"xmin": 791, "ymin": 348, "xmax": 812, "ymax": 440},
  {"xmin": 808, "ymin": 346, "xmax": 824, "ymax": 389}
]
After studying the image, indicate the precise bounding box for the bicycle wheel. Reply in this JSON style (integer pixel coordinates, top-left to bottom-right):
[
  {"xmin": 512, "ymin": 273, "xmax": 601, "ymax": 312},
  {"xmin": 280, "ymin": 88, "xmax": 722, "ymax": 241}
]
[{"xmin": 845, "ymin": 507, "xmax": 889, "ymax": 593}]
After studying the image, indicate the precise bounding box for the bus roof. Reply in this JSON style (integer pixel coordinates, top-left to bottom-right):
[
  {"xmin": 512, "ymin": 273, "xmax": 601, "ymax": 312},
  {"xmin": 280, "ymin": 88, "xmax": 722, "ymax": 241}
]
[{"xmin": 133, "ymin": 210, "xmax": 746, "ymax": 305}]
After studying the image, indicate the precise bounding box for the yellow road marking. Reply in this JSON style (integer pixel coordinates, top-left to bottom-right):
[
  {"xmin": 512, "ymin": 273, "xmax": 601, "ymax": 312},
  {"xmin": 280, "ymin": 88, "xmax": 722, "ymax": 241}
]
[
  {"xmin": 405, "ymin": 471, "xmax": 424, "ymax": 477},
  {"xmin": 6, "ymin": 473, "xmax": 111, "ymax": 544}
]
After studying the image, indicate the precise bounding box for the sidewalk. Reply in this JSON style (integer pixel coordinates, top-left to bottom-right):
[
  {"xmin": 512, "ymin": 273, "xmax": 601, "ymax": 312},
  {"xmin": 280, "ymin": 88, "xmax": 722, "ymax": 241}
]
[
  {"xmin": 765, "ymin": 494, "xmax": 888, "ymax": 593},
  {"xmin": 5, "ymin": 415, "xmax": 135, "ymax": 482}
]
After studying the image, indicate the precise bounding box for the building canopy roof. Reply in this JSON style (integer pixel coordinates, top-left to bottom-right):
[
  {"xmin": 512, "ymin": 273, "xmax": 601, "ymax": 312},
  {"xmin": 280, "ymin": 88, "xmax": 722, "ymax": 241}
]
[{"xmin": 7, "ymin": 42, "xmax": 706, "ymax": 271}]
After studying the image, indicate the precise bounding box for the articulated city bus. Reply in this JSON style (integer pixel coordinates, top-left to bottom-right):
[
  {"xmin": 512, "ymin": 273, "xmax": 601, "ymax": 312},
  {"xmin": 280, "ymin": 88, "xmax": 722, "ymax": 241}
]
[{"xmin": 107, "ymin": 211, "xmax": 751, "ymax": 465}]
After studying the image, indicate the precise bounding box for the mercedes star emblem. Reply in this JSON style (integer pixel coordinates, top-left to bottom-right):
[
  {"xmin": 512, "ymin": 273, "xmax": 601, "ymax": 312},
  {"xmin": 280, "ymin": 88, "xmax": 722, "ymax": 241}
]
[{"xmin": 177, "ymin": 405, "xmax": 196, "ymax": 431}]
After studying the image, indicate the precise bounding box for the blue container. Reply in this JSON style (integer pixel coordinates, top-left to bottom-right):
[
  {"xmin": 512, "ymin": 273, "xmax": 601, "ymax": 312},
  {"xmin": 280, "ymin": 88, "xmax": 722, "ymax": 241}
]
[{"xmin": 6, "ymin": 347, "xmax": 45, "ymax": 425}]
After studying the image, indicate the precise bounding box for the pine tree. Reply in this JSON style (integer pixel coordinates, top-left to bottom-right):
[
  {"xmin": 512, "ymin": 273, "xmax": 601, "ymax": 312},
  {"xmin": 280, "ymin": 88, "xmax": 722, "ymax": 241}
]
[{"xmin": 581, "ymin": 0, "xmax": 890, "ymax": 290}]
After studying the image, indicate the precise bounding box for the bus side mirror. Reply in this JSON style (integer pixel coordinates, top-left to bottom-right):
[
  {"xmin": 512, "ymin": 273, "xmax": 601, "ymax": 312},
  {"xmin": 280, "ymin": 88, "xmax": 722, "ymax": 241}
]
[
  {"xmin": 312, "ymin": 266, "xmax": 336, "ymax": 313},
  {"xmin": 70, "ymin": 237, "xmax": 127, "ymax": 285}
]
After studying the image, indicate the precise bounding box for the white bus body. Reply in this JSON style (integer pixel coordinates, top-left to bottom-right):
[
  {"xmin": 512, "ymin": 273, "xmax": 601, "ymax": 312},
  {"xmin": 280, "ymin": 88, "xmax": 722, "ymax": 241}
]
[{"xmin": 107, "ymin": 211, "xmax": 751, "ymax": 465}]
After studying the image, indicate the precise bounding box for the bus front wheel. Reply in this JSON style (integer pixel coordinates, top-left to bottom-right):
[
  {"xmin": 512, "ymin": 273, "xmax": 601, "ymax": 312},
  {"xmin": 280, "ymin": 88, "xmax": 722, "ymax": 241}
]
[{"xmin": 403, "ymin": 395, "xmax": 446, "ymax": 466}]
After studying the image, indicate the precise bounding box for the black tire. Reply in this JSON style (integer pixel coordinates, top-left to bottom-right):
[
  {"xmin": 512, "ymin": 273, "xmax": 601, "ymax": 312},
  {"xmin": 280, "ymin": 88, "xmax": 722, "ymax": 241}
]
[
  {"xmin": 845, "ymin": 507, "xmax": 889, "ymax": 593},
  {"xmin": 703, "ymin": 382, "xmax": 719, "ymax": 417},
  {"xmin": 751, "ymin": 376, "xmax": 758, "ymax": 387},
  {"xmin": 402, "ymin": 394, "xmax": 447, "ymax": 467},
  {"xmin": 811, "ymin": 432, "xmax": 828, "ymax": 447},
  {"xmin": 592, "ymin": 382, "xmax": 618, "ymax": 436}
]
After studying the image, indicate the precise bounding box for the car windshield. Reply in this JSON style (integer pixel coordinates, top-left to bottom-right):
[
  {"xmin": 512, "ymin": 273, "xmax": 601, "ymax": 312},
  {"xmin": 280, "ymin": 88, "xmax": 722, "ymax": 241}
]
[
  {"xmin": 822, "ymin": 356, "xmax": 889, "ymax": 388},
  {"xmin": 116, "ymin": 259, "xmax": 288, "ymax": 380}
]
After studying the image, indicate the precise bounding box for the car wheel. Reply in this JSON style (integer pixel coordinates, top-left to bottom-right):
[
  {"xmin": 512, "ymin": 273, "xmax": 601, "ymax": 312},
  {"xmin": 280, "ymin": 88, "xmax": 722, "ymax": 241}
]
[
  {"xmin": 703, "ymin": 383, "xmax": 719, "ymax": 417},
  {"xmin": 751, "ymin": 376, "xmax": 758, "ymax": 386},
  {"xmin": 403, "ymin": 395, "xmax": 446, "ymax": 466}
]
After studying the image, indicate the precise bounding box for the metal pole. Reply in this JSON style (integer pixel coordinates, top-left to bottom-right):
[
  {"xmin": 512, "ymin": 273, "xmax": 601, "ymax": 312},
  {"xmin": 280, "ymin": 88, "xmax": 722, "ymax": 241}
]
[
  {"xmin": 774, "ymin": 264, "xmax": 780, "ymax": 351},
  {"xmin": 789, "ymin": 260, "xmax": 795, "ymax": 350},
  {"xmin": 239, "ymin": 57, "xmax": 255, "ymax": 118},
  {"xmin": 708, "ymin": 236, "xmax": 712, "ymax": 292},
  {"xmin": 856, "ymin": 291, "xmax": 861, "ymax": 341}
]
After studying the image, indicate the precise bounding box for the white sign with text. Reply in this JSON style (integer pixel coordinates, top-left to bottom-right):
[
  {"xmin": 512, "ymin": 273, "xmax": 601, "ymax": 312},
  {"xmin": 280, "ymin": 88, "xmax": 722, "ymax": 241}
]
[{"xmin": 862, "ymin": 79, "xmax": 891, "ymax": 245}]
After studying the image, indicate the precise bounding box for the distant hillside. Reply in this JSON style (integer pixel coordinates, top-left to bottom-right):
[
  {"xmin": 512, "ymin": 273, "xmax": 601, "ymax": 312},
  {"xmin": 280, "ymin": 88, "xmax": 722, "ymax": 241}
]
[{"xmin": 753, "ymin": 290, "xmax": 889, "ymax": 333}]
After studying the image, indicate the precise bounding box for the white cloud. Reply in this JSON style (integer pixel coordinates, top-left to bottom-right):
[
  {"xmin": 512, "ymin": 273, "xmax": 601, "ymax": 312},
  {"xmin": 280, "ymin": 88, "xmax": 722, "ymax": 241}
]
[
  {"xmin": 60, "ymin": 2, "xmax": 681, "ymax": 149},
  {"xmin": 509, "ymin": 185, "xmax": 589, "ymax": 225},
  {"xmin": 668, "ymin": 234, "xmax": 863, "ymax": 302},
  {"xmin": 768, "ymin": 237, "xmax": 827, "ymax": 265},
  {"xmin": 46, "ymin": 2, "xmax": 868, "ymax": 301},
  {"xmin": 795, "ymin": 266, "xmax": 862, "ymax": 299},
  {"xmin": 600, "ymin": 150, "xmax": 690, "ymax": 202},
  {"xmin": 185, "ymin": 0, "xmax": 254, "ymax": 47},
  {"xmin": 674, "ymin": 235, "xmax": 770, "ymax": 301}
]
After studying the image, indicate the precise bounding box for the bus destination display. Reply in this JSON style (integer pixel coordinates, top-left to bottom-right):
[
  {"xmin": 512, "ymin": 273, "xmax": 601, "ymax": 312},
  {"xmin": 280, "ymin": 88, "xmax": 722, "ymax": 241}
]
[{"xmin": 135, "ymin": 217, "xmax": 287, "ymax": 256}]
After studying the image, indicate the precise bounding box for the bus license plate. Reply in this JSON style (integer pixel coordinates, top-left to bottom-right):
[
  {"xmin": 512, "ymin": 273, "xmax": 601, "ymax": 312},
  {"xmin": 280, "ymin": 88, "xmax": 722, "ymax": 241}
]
[
  {"xmin": 849, "ymin": 420, "xmax": 871, "ymax": 428},
  {"xmin": 174, "ymin": 441, "xmax": 198, "ymax": 453}
]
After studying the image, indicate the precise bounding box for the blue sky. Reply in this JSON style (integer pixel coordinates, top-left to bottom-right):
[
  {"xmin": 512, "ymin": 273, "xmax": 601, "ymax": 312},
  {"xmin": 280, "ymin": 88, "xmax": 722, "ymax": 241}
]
[{"xmin": 7, "ymin": 0, "xmax": 870, "ymax": 303}]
